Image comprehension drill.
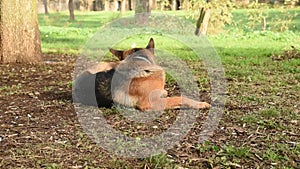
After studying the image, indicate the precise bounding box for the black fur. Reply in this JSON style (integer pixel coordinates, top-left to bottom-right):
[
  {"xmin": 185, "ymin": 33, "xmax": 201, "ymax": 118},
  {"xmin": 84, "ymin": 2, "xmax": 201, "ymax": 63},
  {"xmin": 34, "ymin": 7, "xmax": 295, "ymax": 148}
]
[{"xmin": 73, "ymin": 69, "xmax": 116, "ymax": 107}]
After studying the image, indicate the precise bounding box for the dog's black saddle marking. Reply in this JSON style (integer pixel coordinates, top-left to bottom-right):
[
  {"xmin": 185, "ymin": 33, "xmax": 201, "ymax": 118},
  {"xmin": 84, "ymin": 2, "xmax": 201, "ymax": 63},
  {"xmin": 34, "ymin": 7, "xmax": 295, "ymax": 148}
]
[
  {"xmin": 74, "ymin": 69, "xmax": 116, "ymax": 107},
  {"xmin": 94, "ymin": 69, "xmax": 115, "ymax": 107}
]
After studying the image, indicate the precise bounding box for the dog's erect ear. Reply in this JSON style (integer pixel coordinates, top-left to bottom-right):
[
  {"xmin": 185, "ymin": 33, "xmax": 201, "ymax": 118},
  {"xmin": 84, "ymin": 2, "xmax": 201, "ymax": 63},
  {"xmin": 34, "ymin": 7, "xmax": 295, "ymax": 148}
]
[
  {"xmin": 146, "ymin": 38, "xmax": 155, "ymax": 54},
  {"xmin": 109, "ymin": 48, "xmax": 124, "ymax": 60}
]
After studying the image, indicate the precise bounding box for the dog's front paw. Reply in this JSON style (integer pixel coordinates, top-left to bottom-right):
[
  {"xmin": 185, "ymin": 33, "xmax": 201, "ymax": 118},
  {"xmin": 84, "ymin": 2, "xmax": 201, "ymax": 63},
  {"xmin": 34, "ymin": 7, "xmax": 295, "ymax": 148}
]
[{"xmin": 199, "ymin": 102, "xmax": 211, "ymax": 109}]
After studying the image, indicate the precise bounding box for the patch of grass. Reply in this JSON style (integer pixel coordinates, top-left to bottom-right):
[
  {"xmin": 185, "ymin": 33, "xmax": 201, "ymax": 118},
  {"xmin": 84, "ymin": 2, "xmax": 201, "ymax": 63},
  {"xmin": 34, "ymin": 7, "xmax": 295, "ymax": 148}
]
[
  {"xmin": 257, "ymin": 119, "xmax": 279, "ymax": 129},
  {"xmin": 222, "ymin": 145, "xmax": 251, "ymax": 158},
  {"xmin": 109, "ymin": 34, "xmax": 199, "ymax": 61},
  {"xmin": 39, "ymin": 8, "xmax": 300, "ymax": 58},
  {"xmin": 43, "ymin": 86, "xmax": 53, "ymax": 92},
  {"xmin": 0, "ymin": 84, "xmax": 23, "ymax": 95},
  {"xmin": 205, "ymin": 145, "xmax": 253, "ymax": 168},
  {"xmin": 263, "ymin": 148, "xmax": 286, "ymax": 162},
  {"xmin": 241, "ymin": 114, "xmax": 259, "ymax": 124},
  {"xmin": 260, "ymin": 108, "xmax": 280, "ymax": 118},
  {"xmin": 39, "ymin": 11, "xmax": 127, "ymax": 54},
  {"xmin": 231, "ymin": 7, "xmax": 299, "ymax": 32},
  {"xmin": 197, "ymin": 141, "xmax": 220, "ymax": 153},
  {"xmin": 43, "ymin": 163, "xmax": 60, "ymax": 169},
  {"xmin": 146, "ymin": 154, "xmax": 175, "ymax": 169}
]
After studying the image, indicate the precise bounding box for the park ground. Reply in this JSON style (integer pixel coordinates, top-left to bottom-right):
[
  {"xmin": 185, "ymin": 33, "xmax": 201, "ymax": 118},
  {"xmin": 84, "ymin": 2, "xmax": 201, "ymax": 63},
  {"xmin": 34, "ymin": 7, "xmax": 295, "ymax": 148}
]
[{"xmin": 0, "ymin": 8, "xmax": 300, "ymax": 168}]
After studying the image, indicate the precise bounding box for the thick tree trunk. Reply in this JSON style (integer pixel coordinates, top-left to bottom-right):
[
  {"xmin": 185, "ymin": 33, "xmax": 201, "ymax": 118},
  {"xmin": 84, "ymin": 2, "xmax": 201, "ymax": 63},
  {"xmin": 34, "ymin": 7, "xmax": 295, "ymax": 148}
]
[
  {"xmin": 135, "ymin": 0, "xmax": 151, "ymax": 25},
  {"xmin": 0, "ymin": 0, "xmax": 42, "ymax": 63},
  {"xmin": 43, "ymin": 0, "xmax": 49, "ymax": 14},
  {"xmin": 69, "ymin": 0, "xmax": 75, "ymax": 21}
]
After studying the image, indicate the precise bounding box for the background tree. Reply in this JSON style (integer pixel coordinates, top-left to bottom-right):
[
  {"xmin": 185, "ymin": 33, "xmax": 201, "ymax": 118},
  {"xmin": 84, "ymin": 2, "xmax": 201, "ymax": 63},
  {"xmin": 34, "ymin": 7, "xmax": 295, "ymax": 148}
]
[
  {"xmin": 183, "ymin": 0, "xmax": 233, "ymax": 34},
  {"xmin": 195, "ymin": 8, "xmax": 210, "ymax": 36},
  {"xmin": 44, "ymin": 0, "xmax": 49, "ymax": 14},
  {"xmin": 69, "ymin": 0, "xmax": 75, "ymax": 20},
  {"xmin": 121, "ymin": 0, "xmax": 126, "ymax": 14},
  {"xmin": 151, "ymin": 0, "xmax": 157, "ymax": 10},
  {"xmin": 135, "ymin": 0, "xmax": 151, "ymax": 24},
  {"xmin": 0, "ymin": 0, "xmax": 42, "ymax": 63}
]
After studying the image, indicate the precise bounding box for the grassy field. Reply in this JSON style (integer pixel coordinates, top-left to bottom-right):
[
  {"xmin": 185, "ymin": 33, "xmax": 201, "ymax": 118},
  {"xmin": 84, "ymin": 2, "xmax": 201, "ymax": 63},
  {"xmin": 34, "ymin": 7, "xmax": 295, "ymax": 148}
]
[
  {"xmin": 23, "ymin": 7, "xmax": 300, "ymax": 168},
  {"xmin": 38, "ymin": 9, "xmax": 300, "ymax": 55}
]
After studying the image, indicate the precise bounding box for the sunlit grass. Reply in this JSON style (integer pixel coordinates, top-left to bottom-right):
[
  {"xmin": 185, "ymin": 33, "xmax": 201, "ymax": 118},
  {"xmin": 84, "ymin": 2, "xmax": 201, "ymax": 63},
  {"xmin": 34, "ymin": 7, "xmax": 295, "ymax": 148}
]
[{"xmin": 38, "ymin": 8, "xmax": 300, "ymax": 56}]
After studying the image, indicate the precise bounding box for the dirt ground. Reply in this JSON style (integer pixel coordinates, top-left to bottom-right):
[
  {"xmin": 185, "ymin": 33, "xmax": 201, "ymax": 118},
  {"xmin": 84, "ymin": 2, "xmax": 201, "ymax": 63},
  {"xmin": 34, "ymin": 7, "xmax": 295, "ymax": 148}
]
[{"xmin": 0, "ymin": 53, "xmax": 299, "ymax": 168}]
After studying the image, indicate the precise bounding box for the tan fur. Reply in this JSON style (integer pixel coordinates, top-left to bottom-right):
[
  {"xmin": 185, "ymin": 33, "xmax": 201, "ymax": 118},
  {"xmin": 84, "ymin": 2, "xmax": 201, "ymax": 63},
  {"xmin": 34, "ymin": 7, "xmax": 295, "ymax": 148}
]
[
  {"xmin": 76, "ymin": 38, "xmax": 210, "ymax": 111},
  {"xmin": 86, "ymin": 61, "xmax": 120, "ymax": 74}
]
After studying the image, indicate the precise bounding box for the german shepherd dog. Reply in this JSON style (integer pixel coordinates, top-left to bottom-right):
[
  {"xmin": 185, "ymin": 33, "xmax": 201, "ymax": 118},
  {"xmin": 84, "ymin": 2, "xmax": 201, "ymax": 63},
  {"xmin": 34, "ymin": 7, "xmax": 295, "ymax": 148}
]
[{"xmin": 74, "ymin": 38, "xmax": 210, "ymax": 111}]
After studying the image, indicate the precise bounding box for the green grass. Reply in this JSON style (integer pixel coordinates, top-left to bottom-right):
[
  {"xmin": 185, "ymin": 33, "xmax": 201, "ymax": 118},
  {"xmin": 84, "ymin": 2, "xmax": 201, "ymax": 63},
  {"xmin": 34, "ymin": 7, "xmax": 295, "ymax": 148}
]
[
  {"xmin": 231, "ymin": 8, "xmax": 299, "ymax": 30},
  {"xmin": 209, "ymin": 31, "xmax": 300, "ymax": 59},
  {"xmin": 147, "ymin": 154, "xmax": 175, "ymax": 168},
  {"xmin": 39, "ymin": 11, "xmax": 130, "ymax": 54},
  {"xmin": 0, "ymin": 84, "xmax": 23, "ymax": 96},
  {"xmin": 38, "ymin": 8, "xmax": 300, "ymax": 57}
]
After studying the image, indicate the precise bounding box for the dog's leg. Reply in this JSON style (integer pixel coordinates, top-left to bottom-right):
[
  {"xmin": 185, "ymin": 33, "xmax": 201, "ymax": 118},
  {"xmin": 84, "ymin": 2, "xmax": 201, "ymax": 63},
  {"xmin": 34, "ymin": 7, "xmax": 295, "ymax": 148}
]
[
  {"xmin": 136, "ymin": 89, "xmax": 166, "ymax": 111},
  {"xmin": 163, "ymin": 97, "xmax": 210, "ymax": 110},
  {"xmin": 141, "ymin": 90, "xmax": 210, "ymax": 111}
]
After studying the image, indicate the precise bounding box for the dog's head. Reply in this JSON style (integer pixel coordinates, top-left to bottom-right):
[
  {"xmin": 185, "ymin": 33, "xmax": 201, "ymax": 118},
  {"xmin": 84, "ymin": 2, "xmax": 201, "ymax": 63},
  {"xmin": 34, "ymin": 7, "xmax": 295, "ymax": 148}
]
[
  {"xmin": 110, "ymin": 38, "xmax": 163, "ymax": 78},
  {"xmin": 109, "ymin": 38, "xmax": 155, "ymax": 63}
]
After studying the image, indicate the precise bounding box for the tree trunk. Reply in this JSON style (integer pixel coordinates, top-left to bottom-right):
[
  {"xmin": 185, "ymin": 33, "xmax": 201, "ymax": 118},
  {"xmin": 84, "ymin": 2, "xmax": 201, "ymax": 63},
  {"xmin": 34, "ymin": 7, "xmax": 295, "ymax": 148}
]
[
  {"xmin": 57, "ymin": 0, "xmax": 61, "ymax": 12},
  {"xmin": 113, "ymin": 0, "xmax": 118, "ymax": 11},
  {"xmin": 135, "ymin": 0, "xmax": 151, "ymax": 25},
  {"xmin": 262, "ymin": 17, "xmax": 266, "ymax": 31},
  {"xmin": 104, "ymin": 0, "xmax": 109, "ymax": 11},
  {"xmin": 120, "ymin": 0, "xmax": 126, "ymax": 14},
  {"xmin": 171, "ymin": 0, "xmax": 176, "ymax": 11},
  {"xmin": 195, "ymin": 8, "xmax": 210, "ymax": 36},
  {"xmin": 0, "ymin": 0, "xmax": 42, "ymax": 63},
  {"xmin": 69, "ymin": 0, "xmax": 75, "ymax": 21},
  {"xmin": 150, "ymin": 0, "xmax": 157, "ymax": 10},
  {"xmin": 43, "ymin": 0, "xmax": 49, "ymax": 14}
]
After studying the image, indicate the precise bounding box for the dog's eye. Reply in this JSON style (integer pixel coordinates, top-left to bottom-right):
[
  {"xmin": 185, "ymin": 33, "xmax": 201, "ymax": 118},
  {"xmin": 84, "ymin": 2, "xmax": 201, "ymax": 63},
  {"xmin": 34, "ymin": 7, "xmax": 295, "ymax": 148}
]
[{"xmin": 144, "ymin": 70, "xmax": 151, "ymax": 73}]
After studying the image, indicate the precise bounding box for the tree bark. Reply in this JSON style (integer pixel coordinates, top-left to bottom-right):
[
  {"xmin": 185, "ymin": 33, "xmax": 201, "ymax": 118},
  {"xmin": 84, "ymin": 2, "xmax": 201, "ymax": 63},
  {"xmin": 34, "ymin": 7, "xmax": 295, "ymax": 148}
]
[
  {"xmin": 104, "ymin": 0, "xmax": 109, "ymax": 11},
  {"xmin": 0, "ymin": 0, "xmax": 42, "ymax": 63},
  {"xmin": 171, "ymin": 0, "xmax": 176, "ymax": 11},
  {"xmin": 262, "ymin": 17, "xmax": 266, "ymax": 31},
  {"xmin": 69, "ymin": 0, "xmax": 75, "ymax": 21},
  {"xmin": 195, "ymin": 8, "xmax": 210, "ymax": 36},
  {"xmin": 120, "ymin": 0, "xmax": 126, "ymax": 14},
  {"xmin": 135, "ymin": 0, "xmax": 151, "ymax": 25},
  {"xmin": 150, "ymin": 0, "xmax": 157, "ymax": 10},
  {"xmin": 43, "ymin": 0, "xmax": 49, "ymax": 14},
  {"xmin": 57, "ymin": 0, "xmax": 61, "ymax": 12}
]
